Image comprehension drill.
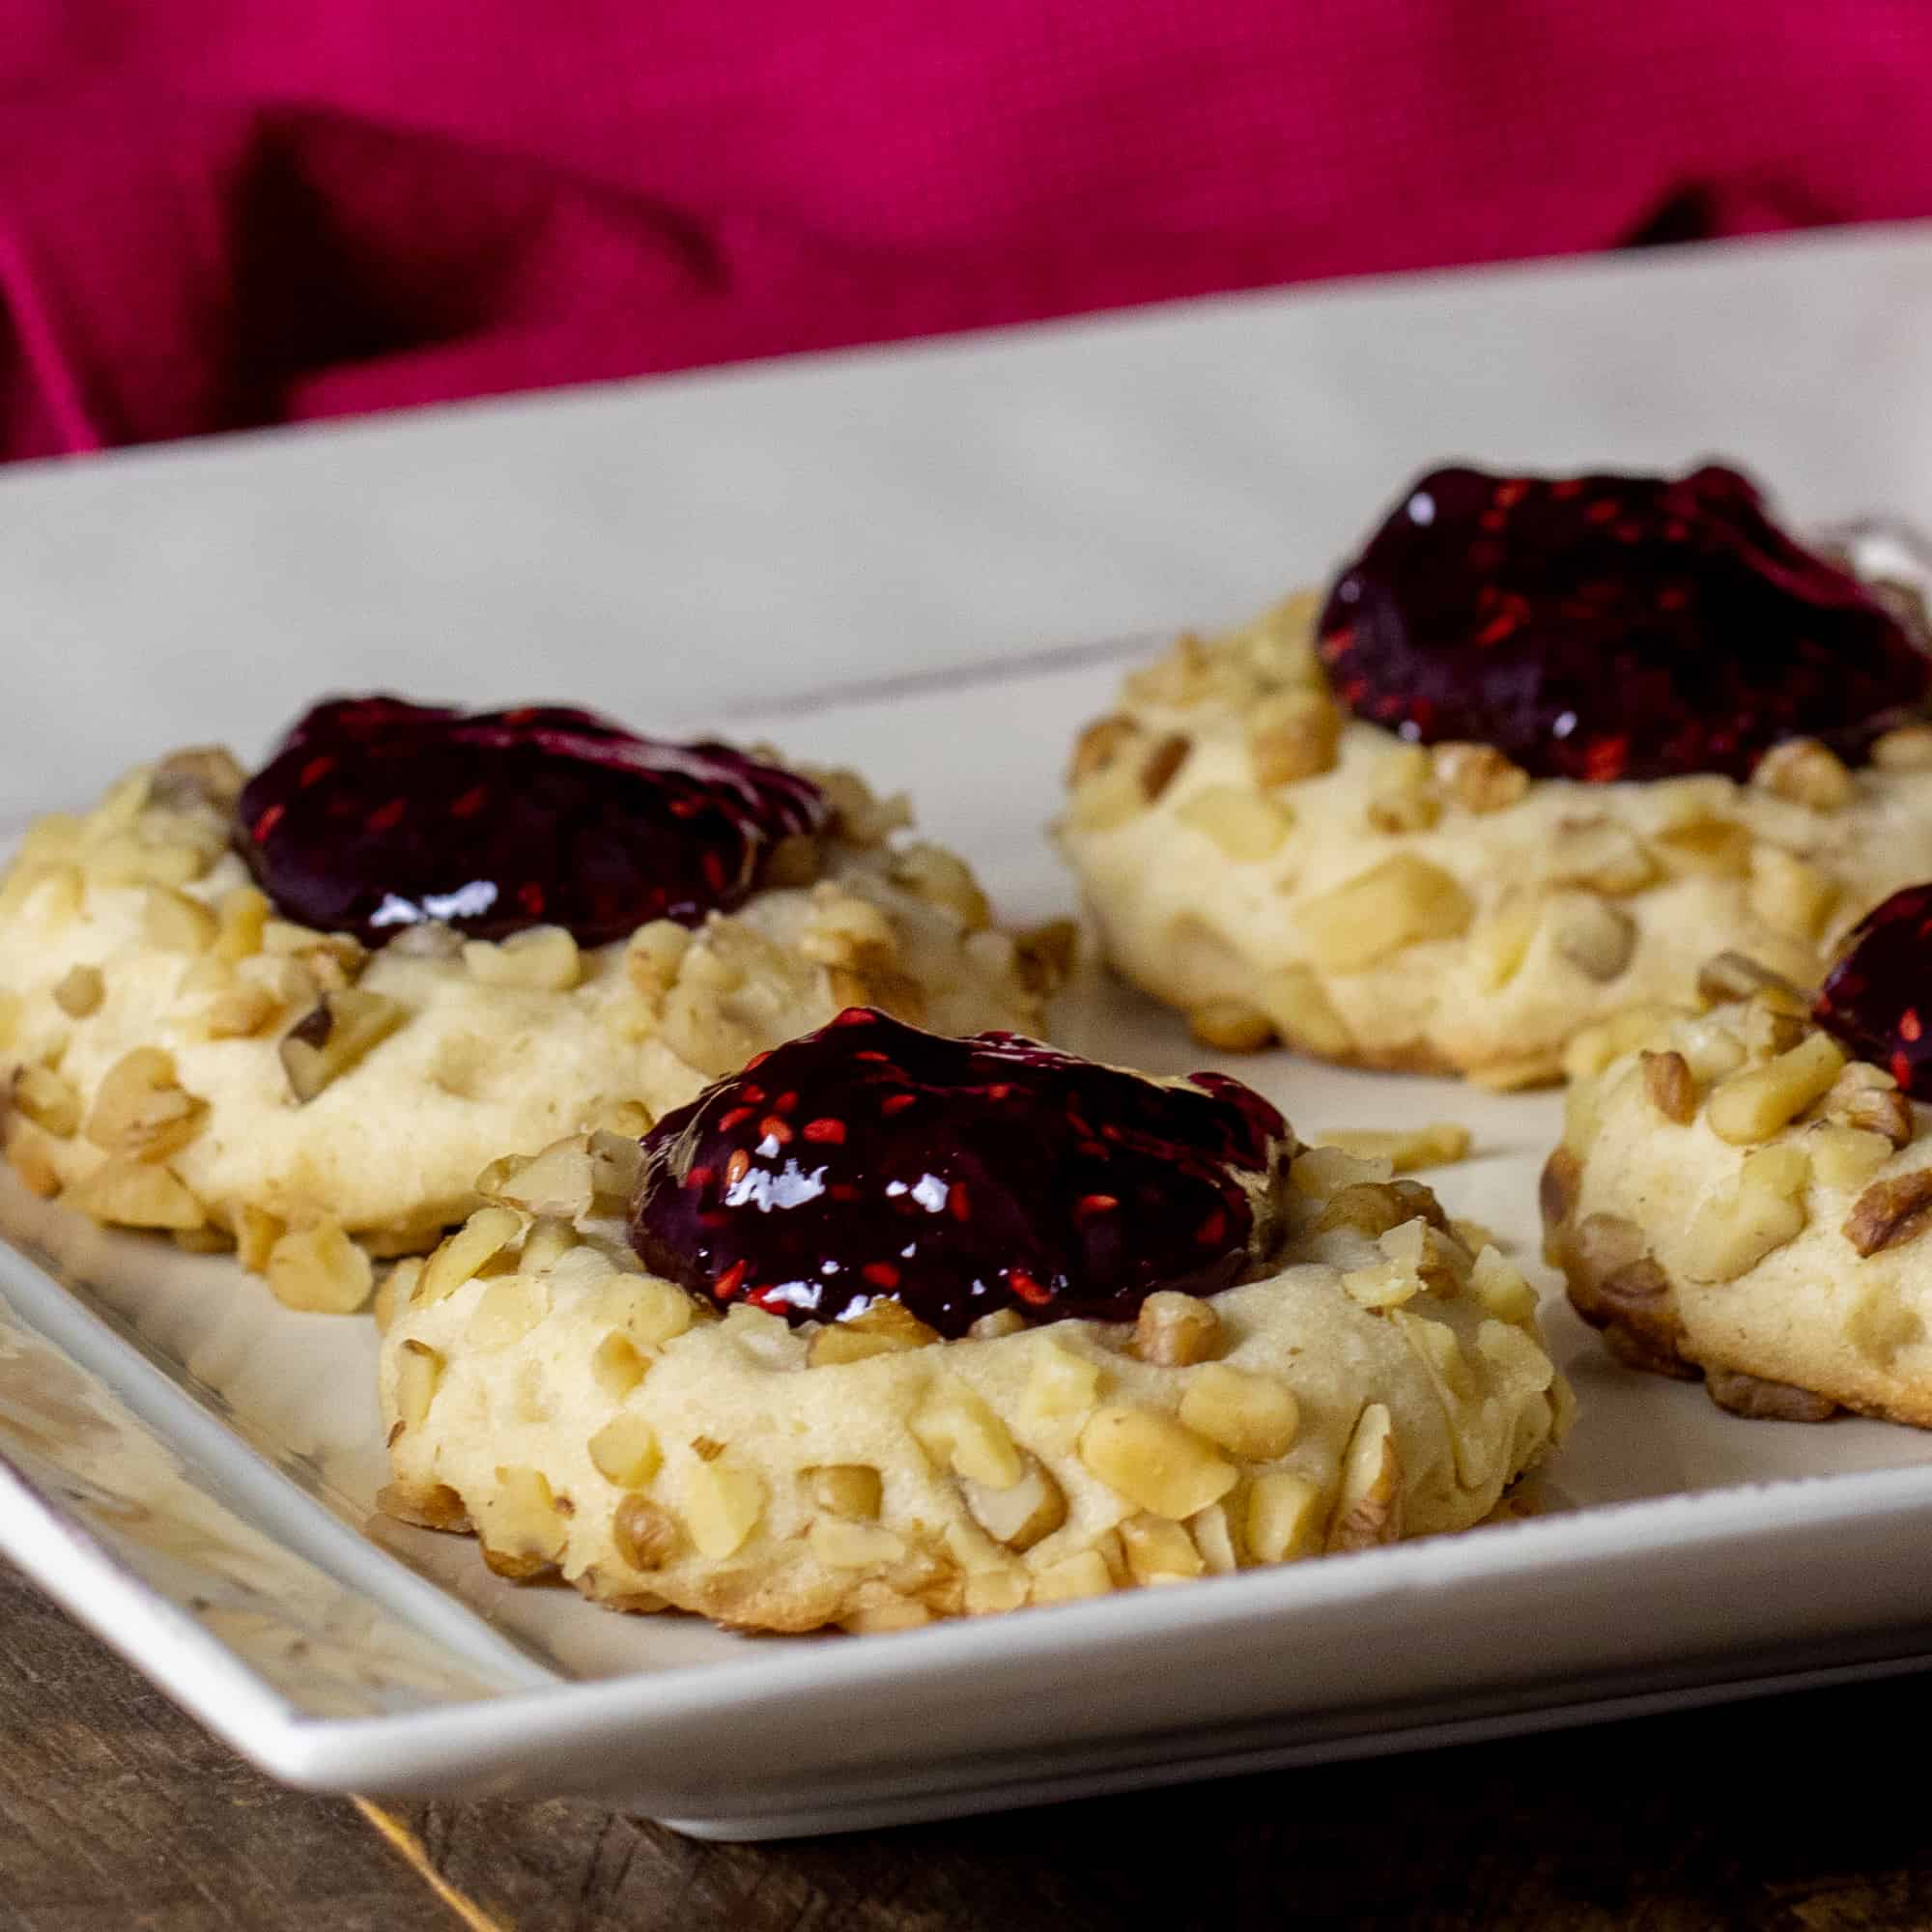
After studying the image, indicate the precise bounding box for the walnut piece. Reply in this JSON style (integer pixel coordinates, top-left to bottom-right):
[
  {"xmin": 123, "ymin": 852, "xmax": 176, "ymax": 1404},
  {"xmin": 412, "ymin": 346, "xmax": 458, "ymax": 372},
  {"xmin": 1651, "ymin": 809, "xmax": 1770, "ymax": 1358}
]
[
  {"xmin": 1432, "ymin": 741, "xmax": 1529, "ymax": 813},
  {"xmin": 1539, "ymin": 1145, "xmax": 1582, "ymax": 1227},
  {"xmin": 1823, "ymin": 1065, "xmax": 1913, "ymax": 1149},
  {"xmin": 1808, "ymin": 1123, "xmax": 1894, "ymax": 1191},
  {"xmin": 890, "ymin": 842, "xmax": 991, "ymax": 931},
  {"xmin": 1031, "ymin": 1550, "xmax": 1116, "ymax": 1605},
  {"xmin": 1247, "ymin": 690, "xmax": 1341, "ymax": 786},
  {"xmin": 1187, "ymin": 1002, "xmax": 1274, "ymax": 1052},
  {"xmin": 1543, "ymin": 818, "xmax": 1658, "ymax": 896},
  {"xmin": 264, "ymin": 1220, "xmax": 373, "ymax": 1313},
  {"xmin": 1682, "ymin": 1144, "xmax": 1811, "ymax": 1281},
  {"xmin": 589, "ymin": 1332, "xmax": 648, "ymax": 1401},
  {"xmin": 911, "ymin": 1378, "xmax": 1024, "ymax": 1489},
  {"xmin": 960, "ymin": 1456, "xmax": 1066, "ymax": 1551},
  {"xmin": 1703, "ymin": 1367, "xmax": 1838, "ymax": 1423},
  {"xmin": 393, "ymin": 1339, "xmax": 442, "ymax": 1431},
  {"xmin": 1067, "ymin": 714, "xmax": 1142, "ymax": 785},
  {"xmin": 611, "ymin": 1494, "xmax": 683, "ymax": 1569},
  {"xmin": 149, "ymin": 745, "xmax": 247, "ymax": 815},
  {"xmin": 809, "ymin": 1519, "xmax": 907, "ymax": 1570},
  {"xmin": 1139, "ymin": 733, "xmax": 1192, "ymax": 804},
  {"xmin": 1314, "ymin": 1180, "xmax": 1410, "ymax": 1240},
  {"xmin": 1317, "ymin": 1122, "xmax": 1470, "ymax": 1174},
  {"xmin": 1552, "ymin": 897, "xmax": 1636, "ymax": 982},
  {"xmin": 1246, "ymin": 1472, "xmax": 1325, "ymax": 1564},
  {"xmin": 1706, "ymin": 1031, "xmax": 1845, "ymax": 1145},
  {"xmin": 1176, "ymin": 785, "xmax": 1293, "ymax": 861},
  {"xmin": 377, "ymin": 1480, "xmax": 470, "ymax": 1532},
  {"xmin": 1641, "ymin": 1049, "xmax": 1698, "ymax": 1124},
  {"xmin": 1177, "ymin": 1364, "xmax": 1299, "ymax": 1460},
  {"xmin": 1651, "ymin": 817, "xmax": 1751, "ymax": 880},
  {"xmin": 52, "ymin": 964, "xmax": 104, "ymax": 1018},
  {"xmin": 1873, "ymin": 724, "xmax": 1932, "ymax": 770},
  {"xmin": 13, "ymin": 1065, "xmax": 80, "ymax": 1138},
  {"xmin": 1695, "ymin": 951, "xmax": 1806, "ymax": 1009},
  {"xmin": 467, "ymin": 1275, "xmax": 547, "ymax": 1350},
  {"xmin": 1120, "ymin": 1512, "xmax": 1207, "ymax": 1585},
  {"xmin": 1750, "ymin": 737, "xmax": 1853, "ymax": 811},
  {"xmin": 1747, "ymin": 847, "xmax": 1838, "ymax": 941},
  {"xmin": 1012, "ymin": 919, "xmax": 1077, "ymax": 998},
  {"xmin": 463, "ymin": 925, "xmax": 582, "ymax": 992},
  {"xmin": 84, "ymin": 1048, "xmax": 207, "ymax": 1162},
  {"xmin": 682, "ymin": 1459, "xmax": 765, "ymax": 1559},
  {"xmin": 279, "ymin": 988, "xmax": 408, "ymax": 1102},
  {"xmin": 1364, "ymin": 747, "xmax": 1442, "ymax": 835},
  {"xmin": 588, "ymin": 1414, "xmax": 662, "ymax": 1488},
  {"xmin": 1131, "ymin": 1291, "xmax": 1222, "ymax": 1367},
  {"xmin": 1296, "ymin": 854, "xmax": 1472, "ymax": 973},
  {"xmin": 477, "ymin": 1134, "xmax": 595, "ymax": 1219},
  {"xmin": 415, "ymin": 1205, "xmax": 522, "ymax": 1305},
  {"xmin": 1019, "ymin": 1342, "xmax": 1102, "ymax": 1430},
  {"xmin": 1077, "ymin": 1405, "xmax": 1236, "ymax": 1520},
  {"xmin": 809, "ymin": 1299, "xmax": 939, "ymax": 1364},
  {"xmin": 1256, "ymin": 963, "xmax": 1355, "ymax": 1059},
  {"xmin": 141, "ymin": 888, "xmax": 218, "ymax": 954},
  {"xmin": 1325, "ymin": 1404, "xmax": 1403, "ymax": 1553},
  {"xmin": 1844, "ymin": 1169, "xmax": 1932, "ymax": 1257},
  {"xmin": 808, "ymin": 1464, "xmax": 883, "ymax": 1519},
  {"xmin": 64, "ymin": 1158, "xmax": 205, "ymax": 1231}
]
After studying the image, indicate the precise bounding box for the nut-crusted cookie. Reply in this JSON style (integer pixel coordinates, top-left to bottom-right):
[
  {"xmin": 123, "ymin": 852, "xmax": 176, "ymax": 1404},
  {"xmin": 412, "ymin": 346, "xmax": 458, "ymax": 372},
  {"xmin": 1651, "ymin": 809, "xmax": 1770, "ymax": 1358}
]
[
  {"xmin": 1544, "ymin": 950, "xmax": 1932, "ymax": 1427},
  {"xmin": 378, "ymin": 1013, "xmax": 1565, "ymax": 1634},
  {"xmin": 1060, "ymin": 467, "xmax": 1932, "ymax": 1089},
  {"xmin": 0, "ymin": 708, "xmax": 1057, "ymax": 1304}
]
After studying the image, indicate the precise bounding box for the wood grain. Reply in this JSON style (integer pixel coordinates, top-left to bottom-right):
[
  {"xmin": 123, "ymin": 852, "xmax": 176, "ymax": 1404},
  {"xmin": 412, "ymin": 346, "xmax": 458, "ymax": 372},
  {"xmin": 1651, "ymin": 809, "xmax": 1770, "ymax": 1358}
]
[
  {"xmin": 7, "ymin": 1552, "xmax": 1932, "ymax": 1931},
  {"xmin": 0, "ymin": 1561, "xmax": 452, "ymax": 1932}
]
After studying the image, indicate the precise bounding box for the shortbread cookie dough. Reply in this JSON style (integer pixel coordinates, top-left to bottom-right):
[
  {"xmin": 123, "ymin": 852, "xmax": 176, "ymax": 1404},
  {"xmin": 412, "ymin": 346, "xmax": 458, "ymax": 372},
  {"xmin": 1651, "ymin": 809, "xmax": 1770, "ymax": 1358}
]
[
  {"xmin": 1543, "ymin": 945, "xmax": 1932, "ymax": 1426},
  {"xmin": 0, "ymin": 705, "xmax": 1057, "ymax": 1297},
  {"xmin": 379, "ymin": 1011, "xmax": 1565, "ymax": 1634},
  {"xmin": 1061, "ymin": 466, "xmax": 1932, "ymax": 1088}
]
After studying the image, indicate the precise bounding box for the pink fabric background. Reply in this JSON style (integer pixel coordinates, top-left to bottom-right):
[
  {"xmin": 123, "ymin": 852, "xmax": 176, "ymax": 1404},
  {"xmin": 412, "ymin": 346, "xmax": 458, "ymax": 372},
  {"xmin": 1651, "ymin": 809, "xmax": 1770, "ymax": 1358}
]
[{"xmin": 3, "ymin": 3, "xmax": 1931, "ymax": 461}]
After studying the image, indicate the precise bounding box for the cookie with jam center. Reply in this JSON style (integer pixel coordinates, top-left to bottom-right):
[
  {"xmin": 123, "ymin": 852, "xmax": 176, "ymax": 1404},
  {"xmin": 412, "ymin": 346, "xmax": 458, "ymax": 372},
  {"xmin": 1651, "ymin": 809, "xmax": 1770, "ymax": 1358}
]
[
  {"xmin": 1545, "ymin": 931, "xmax": 1932, "ymax": 1428},
  {"xmin": 377, "ymin": 1013, "xmax": 1565, "ymax": 1634},
  {"xmin": 0, "ymin": 701, "xmax": 1051, "ymax": 1291},
  {"xmin": 1059, "ymin": 463, "xmax": 1932, "ymax": 1089}
]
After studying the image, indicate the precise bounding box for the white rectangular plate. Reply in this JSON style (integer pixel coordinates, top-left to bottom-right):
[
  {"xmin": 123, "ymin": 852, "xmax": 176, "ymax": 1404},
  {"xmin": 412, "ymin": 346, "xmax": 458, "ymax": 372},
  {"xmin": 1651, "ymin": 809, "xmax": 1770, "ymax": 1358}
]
[{"xmin": 10, "ymin": 648, "xmax": 1932, "ymax": 1839}]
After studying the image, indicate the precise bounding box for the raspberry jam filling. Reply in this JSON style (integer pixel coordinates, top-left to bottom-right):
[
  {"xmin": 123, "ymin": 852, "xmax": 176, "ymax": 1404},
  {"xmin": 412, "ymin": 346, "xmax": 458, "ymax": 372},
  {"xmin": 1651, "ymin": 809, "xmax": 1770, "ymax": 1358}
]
[
  {"xmin": 1318, "ymin": 465, "xmax": 1930, "ymax": 783},
  {"xmin": 1816, "ymin": 884, "xmax": 1932, "ymax": 1098},
  {"xmin": 236, "ymin": 696, "xmax": 828, "ymax": 949},
  {"xmin": 629, "ymin": 1009, "xmax": 1293, "ymax": 1338}
]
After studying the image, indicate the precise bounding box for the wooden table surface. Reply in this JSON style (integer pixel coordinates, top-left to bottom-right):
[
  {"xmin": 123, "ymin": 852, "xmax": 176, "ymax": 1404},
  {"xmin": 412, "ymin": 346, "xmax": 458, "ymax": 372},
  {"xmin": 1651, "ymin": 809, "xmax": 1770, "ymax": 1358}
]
[{"xmin": 5, "ymin": 1558, "xmax": 1930, "ymax": 1931}]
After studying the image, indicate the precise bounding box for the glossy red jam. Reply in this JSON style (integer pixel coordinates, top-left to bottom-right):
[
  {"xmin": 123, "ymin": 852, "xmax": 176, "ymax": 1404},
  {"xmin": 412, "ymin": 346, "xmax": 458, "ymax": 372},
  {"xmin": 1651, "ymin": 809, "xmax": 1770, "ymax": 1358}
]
[
  {"xmin": 1318, "ymin": 465, "xmax": 1930, "ymax": 783},
  {"xmin": 235, "ymin": 696, "xmax": 827, "ymax": 948},
  {"xmin": 1816, "ymin": 883, "xmax": 1932, "ymax": 1096},
  {"xmin": 629, "ymin": 1009, "xmax": 1293, "ymax": 1336}
]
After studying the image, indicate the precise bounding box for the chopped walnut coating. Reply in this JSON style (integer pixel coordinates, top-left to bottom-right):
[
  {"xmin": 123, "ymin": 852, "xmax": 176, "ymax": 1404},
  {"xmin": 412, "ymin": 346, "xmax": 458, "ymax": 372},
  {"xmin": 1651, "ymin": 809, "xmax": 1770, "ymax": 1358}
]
[{"xmin": 1557, "ymin": 1213, "xmax": 1696, "ymax": 1380}]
